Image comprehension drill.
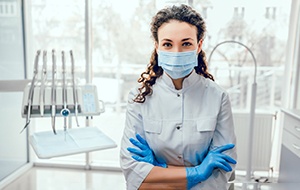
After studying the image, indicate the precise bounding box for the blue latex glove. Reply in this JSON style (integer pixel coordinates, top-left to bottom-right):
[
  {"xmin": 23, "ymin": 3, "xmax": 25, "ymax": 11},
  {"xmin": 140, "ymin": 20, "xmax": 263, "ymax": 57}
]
[
  {"xmin": 186, "ymin": 144, "xmax": 236, "ymax": 189},
  {"xmin": 127, "ymin": 134, "xmax": 167, "ymax": 168}
]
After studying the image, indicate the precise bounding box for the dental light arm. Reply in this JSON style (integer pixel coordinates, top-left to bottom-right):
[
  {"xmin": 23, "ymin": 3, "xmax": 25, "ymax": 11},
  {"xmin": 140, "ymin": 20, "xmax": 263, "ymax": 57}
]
[{"xmin": 208, "ymin": 40, "xmax": 257, "ymax": 182}]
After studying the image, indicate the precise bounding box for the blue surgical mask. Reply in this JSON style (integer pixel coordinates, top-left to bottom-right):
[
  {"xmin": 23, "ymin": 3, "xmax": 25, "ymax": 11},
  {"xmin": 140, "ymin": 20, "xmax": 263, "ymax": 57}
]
[{"xmin": 157, "ymin": 49, "xmax": 198, "ymax": 79}]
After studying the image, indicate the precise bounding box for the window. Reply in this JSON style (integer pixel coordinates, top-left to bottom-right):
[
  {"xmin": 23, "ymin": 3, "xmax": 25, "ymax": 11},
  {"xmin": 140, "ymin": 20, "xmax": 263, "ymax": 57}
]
[
  {"xmin": 0, "ymin": 0, "xmax": 27, "ymax": 181},
  {"xmin": 205, "ymin": 0, "xmax": 290, "ymax": 110},
  {"xmin": 90, "ymin": 0, "xmax": 158, "ymax": 167},
  {"xmin": 234, "ymin": 7, "xmax": 245, "ymax": 18},
  {"xmin": 28, "ymin": 0, "xmax": 292, "ymax": 168},
  {"xmin": 266, "ymin": 7, "xmax": 277, "ymax": 19}
]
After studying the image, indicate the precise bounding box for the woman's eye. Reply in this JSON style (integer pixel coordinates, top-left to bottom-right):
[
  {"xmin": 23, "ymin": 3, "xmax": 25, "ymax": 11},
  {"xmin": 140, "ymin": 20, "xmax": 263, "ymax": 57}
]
[
  {"xmin": 162, "ymin": 43, "xmax": 172, "ymax": 47},
  {"xmin": 182, "ymin": 42, "xmax": 192, "ymax": 46}
]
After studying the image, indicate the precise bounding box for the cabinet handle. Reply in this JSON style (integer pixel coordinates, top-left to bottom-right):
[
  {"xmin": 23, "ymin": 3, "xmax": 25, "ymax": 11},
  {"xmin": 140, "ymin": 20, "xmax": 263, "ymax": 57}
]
[
  {"xmin": 292, "ymin": 143, "xmax": 300, "ymax": 150},
  {"xmin": 295, "ymin": 126, "xmax": 300, "ymax": 132}
]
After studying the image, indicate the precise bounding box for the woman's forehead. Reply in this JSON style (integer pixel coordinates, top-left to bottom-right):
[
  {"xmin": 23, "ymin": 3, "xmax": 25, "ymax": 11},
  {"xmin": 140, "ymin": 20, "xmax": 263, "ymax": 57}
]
[{"xmin": 157, "ymin": 20, "xmax": 197, "ymax": 42}]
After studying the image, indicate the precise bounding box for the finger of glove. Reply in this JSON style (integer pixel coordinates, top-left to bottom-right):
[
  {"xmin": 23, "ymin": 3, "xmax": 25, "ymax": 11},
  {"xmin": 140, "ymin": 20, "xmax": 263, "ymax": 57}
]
[
  {"xmin": 217, "ymin": 158, "xmax": 233, "ymax": 171},
  {"xmin": 212, "ymin": 144, "xmax": 235, "ymax": 153},
  {"xmin": 219, "ymin": 154, "xmax": 237, "ymax": 164},
  {"xmin": 129, "ymin": 138, "xmax": 147, "ymax": 150},
  {"xmin": 136, "ymin": 134, "xmax": 149, "ymax": 147},
  {"xmin": 213, "ymin": 161, "xmax": 232, "ymax": 172},
  {"xmin": 206, "ymin": 152, "xmax": 236, "ymax": 166},
  {"xmin": 127, "ymin": 147, "xmax": 147, "ymax": 157}
]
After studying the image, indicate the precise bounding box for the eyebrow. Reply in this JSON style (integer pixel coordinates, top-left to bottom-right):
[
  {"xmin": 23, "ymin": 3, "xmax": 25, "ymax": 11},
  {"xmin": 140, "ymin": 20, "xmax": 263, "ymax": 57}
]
[
  {"xmin": 182, "ymin": 38, "xmax": 194, "ymax": 41},
  {"xmin": 161, "ymin": 38, "xmax": 194, "ymax": 42}
]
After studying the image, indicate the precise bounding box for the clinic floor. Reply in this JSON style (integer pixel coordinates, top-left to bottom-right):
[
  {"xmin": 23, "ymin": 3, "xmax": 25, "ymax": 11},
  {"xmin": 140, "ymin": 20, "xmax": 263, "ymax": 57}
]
[
  {"xmin": 2, "ymin": 167, "xmax": 126, "ymax": 190},
  {"xmin": 4, "ymin": 166, "xmax": 300, "ymax": 190},
  {"xmin": 1, "ymin": 166, "xmax": 283, "ymax": 190}
]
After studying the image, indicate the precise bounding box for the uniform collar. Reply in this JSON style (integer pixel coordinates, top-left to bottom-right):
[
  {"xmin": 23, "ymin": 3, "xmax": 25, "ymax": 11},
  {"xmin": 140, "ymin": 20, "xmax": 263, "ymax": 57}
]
[{"xmin": 161, "ymin": 70, "xmax": 198, "ymax": 90}]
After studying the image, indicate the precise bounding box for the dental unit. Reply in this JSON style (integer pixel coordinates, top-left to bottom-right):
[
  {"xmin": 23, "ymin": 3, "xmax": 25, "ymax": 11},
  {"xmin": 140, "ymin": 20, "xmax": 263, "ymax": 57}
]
[{"xmin": 21, "ymin": 50, "xmax": 115, "ymax": 159}]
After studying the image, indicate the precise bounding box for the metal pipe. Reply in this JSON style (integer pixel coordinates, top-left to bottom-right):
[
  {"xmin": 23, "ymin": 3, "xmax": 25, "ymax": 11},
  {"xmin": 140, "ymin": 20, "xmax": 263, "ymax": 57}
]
[
  {"xmin": 207, "ymin": 40, "xmax": 257, "ymax": 83},
  {"xmin": 208, "ymin": 40, "xmax": 257, "ymax": 181},
  {"xmin": 85, "ymin": 0, "xmax": 92, "ymax": 84},
  {"xmin": 85, "ymin": 0, "xmax": 93, "ymax": 168}
]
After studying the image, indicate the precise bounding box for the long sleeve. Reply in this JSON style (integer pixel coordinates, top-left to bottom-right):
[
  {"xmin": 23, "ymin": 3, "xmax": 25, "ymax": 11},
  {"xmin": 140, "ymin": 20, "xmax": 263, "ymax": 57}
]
[
  {"xmin": 189, "ymin": 91, "xmax": 237, "ymax": 190},
  {"xmin": 119, "ymin": 89, "xmax": 154, "ymax": 190},
  {"xmin": 202, "ymin": 92, "xmax": 237, "ymax": 190}
]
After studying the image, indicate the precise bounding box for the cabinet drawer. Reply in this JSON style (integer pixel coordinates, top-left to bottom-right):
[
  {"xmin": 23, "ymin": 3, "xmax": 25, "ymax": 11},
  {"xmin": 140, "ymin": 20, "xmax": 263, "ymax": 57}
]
[
  {"xmin": 283, "ymin": 114, "xmax": 300, "ymax": 139},
  {"xmin": 282, "ymin": 130, "xmax": 300, "ymax": 158}
]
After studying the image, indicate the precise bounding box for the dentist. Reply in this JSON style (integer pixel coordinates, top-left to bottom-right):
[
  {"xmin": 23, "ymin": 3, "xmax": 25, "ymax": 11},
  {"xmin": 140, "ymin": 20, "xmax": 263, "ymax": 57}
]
[{"xmin": 120, "ymin": 4, "xmax": 237, "ymax": 190}]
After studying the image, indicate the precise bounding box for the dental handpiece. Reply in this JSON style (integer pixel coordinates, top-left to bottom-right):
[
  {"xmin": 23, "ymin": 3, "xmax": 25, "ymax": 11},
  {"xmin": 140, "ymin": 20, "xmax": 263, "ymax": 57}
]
[
  {"xmin": 51, "ymin": 49, "xmax": 57, "ymax": 134},
  {"xmin": 70, "ymin": 50, "xmax": 79, "ymax": 127},
  {"xmin": 39, "ymin": 50, "xmax": 47, "ymax": 116},
  {"xmin": 61, "ymin": 51, "xmax": 70, "ymax": 134},
  {"xmin": 21, "ymin": 50, "xmax": 41, "ymax": 133}
]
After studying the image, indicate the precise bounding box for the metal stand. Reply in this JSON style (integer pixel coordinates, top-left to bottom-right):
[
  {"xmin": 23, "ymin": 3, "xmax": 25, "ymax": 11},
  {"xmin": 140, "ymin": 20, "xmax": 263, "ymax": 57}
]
[
  {"xmin": 208, "ymin": 40, "xmax": 258, "ymax": 182},
  {"xmin": 21, "ymin": 49, "xmax": 115, "ymax": 159}
]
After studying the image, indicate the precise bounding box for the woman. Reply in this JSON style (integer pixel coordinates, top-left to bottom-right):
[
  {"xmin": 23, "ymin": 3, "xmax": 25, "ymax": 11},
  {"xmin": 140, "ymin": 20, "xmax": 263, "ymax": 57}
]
[{"xmin": 120, "ymin": 4, "xmax": 237, "ymax": 190}]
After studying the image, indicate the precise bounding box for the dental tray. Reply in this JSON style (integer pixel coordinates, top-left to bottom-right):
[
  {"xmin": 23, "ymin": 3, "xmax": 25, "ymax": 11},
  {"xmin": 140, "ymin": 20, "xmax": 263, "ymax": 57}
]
[{"xmin": 29, "ymin": 127, "xmax": 117, "ymax": 159}]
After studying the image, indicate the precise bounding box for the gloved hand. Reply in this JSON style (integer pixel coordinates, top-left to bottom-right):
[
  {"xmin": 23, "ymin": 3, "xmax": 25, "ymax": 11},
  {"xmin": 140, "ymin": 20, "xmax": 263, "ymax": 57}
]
[
  {"xmin": 186, "ymin": 144, "xmax": 236, "ymax": 189},
  {"xmin": 127, "ymin": 134, "xmax": 167, "ymax": 168}
]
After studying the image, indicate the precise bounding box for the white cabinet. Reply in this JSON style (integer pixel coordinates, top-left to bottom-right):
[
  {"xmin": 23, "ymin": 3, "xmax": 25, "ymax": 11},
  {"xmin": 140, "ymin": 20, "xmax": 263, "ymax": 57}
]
[{"xmin": 278, "ymin": 109, "xmax": 300, "ymax": 182}]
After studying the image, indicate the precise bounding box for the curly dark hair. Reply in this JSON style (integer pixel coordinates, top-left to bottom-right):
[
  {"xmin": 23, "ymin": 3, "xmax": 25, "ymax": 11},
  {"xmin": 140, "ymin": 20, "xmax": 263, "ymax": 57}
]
[{"xmin": 134, "ymin": 4, "xmax": 214, "ymax": 103}]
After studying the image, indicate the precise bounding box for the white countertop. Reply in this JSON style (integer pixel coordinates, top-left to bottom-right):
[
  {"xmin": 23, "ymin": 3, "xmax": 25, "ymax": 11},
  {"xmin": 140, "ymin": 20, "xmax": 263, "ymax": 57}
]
[{"xmin": 281, "ymin": 108, "xmax": 300, "ymax": 120}]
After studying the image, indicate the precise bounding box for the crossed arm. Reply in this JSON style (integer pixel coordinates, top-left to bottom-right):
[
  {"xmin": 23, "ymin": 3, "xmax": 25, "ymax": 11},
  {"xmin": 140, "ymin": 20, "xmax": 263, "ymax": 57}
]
[
  {"xmin": 139, "ymin": 166, "xmax": 187, "ymax": 189},
  {"xmin": 128, "ymin": 134, "xmax": 236, "ymax": 189}
]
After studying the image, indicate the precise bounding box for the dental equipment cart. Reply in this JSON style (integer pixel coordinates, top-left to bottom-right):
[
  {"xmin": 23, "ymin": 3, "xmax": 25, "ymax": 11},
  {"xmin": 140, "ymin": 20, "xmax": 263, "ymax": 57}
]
[{"xmin": 21, "ymin": 50, "xmax": 117, "ymax": 159}]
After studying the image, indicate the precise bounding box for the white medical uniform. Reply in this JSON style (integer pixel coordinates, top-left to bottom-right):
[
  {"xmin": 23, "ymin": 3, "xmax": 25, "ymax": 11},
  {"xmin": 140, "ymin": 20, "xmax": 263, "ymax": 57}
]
[{"xmin": 120, "ymin": 70, "xmax": 237, "ymax": 190}]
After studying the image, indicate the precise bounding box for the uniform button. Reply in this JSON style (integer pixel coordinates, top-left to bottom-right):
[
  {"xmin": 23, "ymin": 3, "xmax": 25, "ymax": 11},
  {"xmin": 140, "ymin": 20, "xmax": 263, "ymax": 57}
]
[
  {"xmin": 177, "ymin": 93, "xmax": 180, "ymax": 97},
  {"xmin": 176, "ymin": 124, "xmax": 182, "ymax": 130},
  {"xmin": 178, "ymin": 155, "xmax": 182, "ymax": 159}
]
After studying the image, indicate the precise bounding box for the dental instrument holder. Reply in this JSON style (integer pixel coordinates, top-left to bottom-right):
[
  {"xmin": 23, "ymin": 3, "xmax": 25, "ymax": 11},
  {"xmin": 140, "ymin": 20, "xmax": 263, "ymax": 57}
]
[
  {"xmin": 22, "ymin": 83, "xmax": 104, "ymax": 116},
  {"xmin": 21, "ymin": 50, "xmax": 105, "ymax": 131},
  {"xmin": 21, "ymin": 50, "xmax": 116, "ymax": 160}
]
